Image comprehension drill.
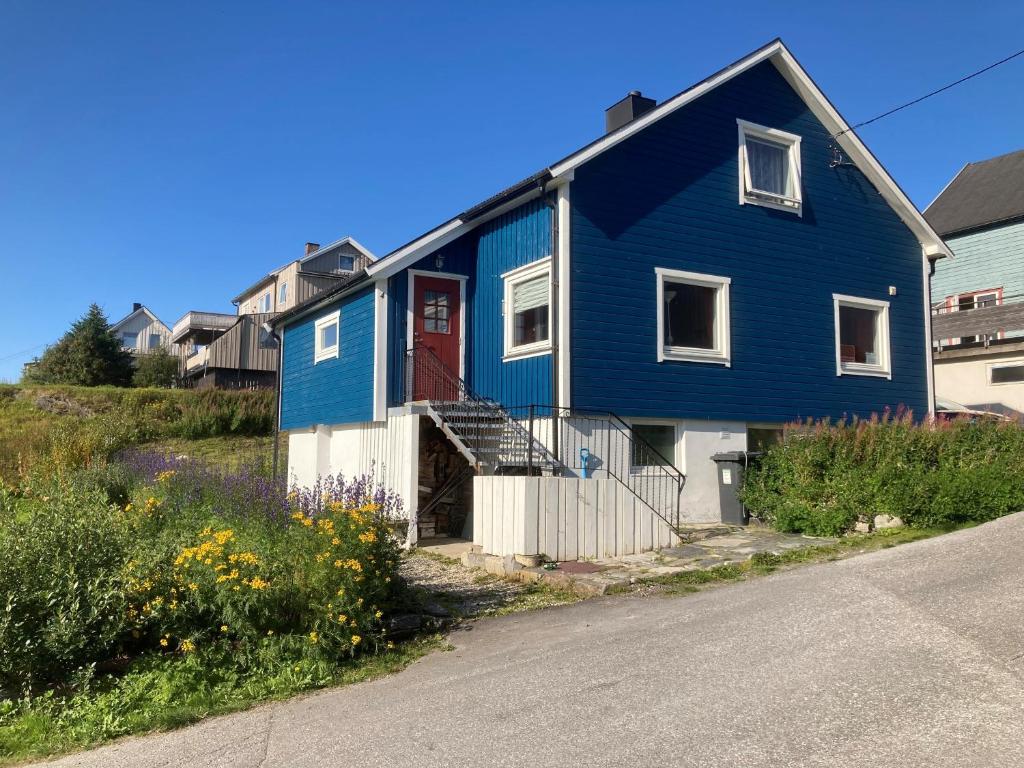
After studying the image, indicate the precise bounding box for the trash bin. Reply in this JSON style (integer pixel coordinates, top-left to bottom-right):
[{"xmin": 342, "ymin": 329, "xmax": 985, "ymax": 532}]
[{"xmin": 710, "ymin": 451, "xmax": 762, "ymax": 525}]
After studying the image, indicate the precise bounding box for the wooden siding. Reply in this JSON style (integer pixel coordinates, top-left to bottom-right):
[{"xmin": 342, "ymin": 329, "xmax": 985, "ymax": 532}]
[
  {"xmin": 114, "ymin": 312, "xmax": 174, "ymax": 353},
  {"xmin": 931, "ymin": 301, "xmax": 1024, "ymax": 339},
  {"xmin": 385, "ymin": 197, "xmax": 554, "ymax": 407},
  {"xmin": 280, "ymin": 287, "xmax": 375, "ymax": 430},
  {"xmin": 570, "ymin": 60, "xmax": 929, "ymax": 422},
  {"xmin": 473, "ymin": 476, "xmax": 677, "ymax": 560},
  {"xmin": 932, "ymin": 219, "xmax": 1024, "ymax": 303},
  {"xmin": 207, "ymin": 313, "xmax": 278, "ymax": 372},
  {"xmin": 302, "ymin": 242, "xmax": 373, "ymax": 275}
]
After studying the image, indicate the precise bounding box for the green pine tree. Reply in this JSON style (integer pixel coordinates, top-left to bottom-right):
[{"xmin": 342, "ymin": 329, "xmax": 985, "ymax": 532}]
[{"xmin": 25, "ymin": 304, "xmax": 135, "ymax": 387}]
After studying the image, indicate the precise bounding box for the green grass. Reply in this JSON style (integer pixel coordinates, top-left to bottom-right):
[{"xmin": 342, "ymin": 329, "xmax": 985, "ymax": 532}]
[
  {"xmin": 612, "ymin": 526, "xmax": 950, "ymax": 596},
  {"xmin": 145, "ymin": 435, "xmax": 286, "ymax": 472},
  {"xmin": 0, "ymin": 635, "xmax": 446, "ymax": 767},
  {"xmin": 480, "ymin": 581, "xmax": 582, "ymax": 616}
]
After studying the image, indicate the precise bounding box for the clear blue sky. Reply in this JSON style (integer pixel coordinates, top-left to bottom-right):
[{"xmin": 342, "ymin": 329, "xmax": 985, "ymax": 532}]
[{"xmin": 1, "ymin": 0, "xmax": 1022, "ymax": 381}]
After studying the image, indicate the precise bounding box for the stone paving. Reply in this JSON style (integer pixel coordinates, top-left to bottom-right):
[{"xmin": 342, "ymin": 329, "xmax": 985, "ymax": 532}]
[{"xmin": 508, "ymin": 527, "xmax": 837, "ymax": 595}]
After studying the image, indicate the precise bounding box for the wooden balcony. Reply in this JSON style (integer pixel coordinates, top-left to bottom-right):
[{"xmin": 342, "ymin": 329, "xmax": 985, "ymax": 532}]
[
  {"xmin": 932, "ymin": 299, "xmax": 1024, "ymax": 357},
  {"xmin": 170, "ymin": 311, "xmax": 237, "ymax": 345}
]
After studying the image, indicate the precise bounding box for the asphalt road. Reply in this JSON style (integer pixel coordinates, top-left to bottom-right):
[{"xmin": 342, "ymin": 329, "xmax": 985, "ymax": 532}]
[{"xmin": 46, "ymin": 513, "xmax": 1024, "ymax": 767}]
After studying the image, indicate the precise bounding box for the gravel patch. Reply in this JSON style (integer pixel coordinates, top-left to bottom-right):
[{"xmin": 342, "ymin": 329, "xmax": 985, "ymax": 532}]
[{"xmin": 399, "ymin": 552, "xmax": 530, "ymax": 617}]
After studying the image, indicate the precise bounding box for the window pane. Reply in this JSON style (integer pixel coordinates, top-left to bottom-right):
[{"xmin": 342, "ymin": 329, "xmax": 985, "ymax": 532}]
[
  {"xmin": 320, "ymin": 322, "xmax": 338, "ymax": 349},
  {"xmin": 279, "ymin": 283, "xmax": 287, "ymax": 303},
  {"xmin": 122, "ymin": 332, "xmax": 138, "ymax": 349},
  {"xmin": 515, "ymin": 306, "xmax": 548, "ymax": 346},
  {"xmin": 992, "ymin": 365, "xmax": 1024, "ymax": 384},
  {"xmin": 512, "ymin": 275, "xmax": 549, "ymax": 347},
  {"xmin": 748, "ymin": 427, "xmax": 783, "ymax": 452},
  {"xmin": 423, "ymin": 290, "xmax": 450, "ymax": 334},
  {"xmin": 149, "ymin": 333, "xmax": 161, "ymax": 349},
  {"xmin": 839, "ymin": 306, "xmax": 879, "ymax": 364},
  {"xmin": 338, "ymin": 254, "xmax": 355, "ymax": 271},
  {"xmin": 747, "ymin": 138, "xmax": 788, "ymax": 196},
  {"xmin": 664, "ymin": 281, "xmax": 716, "ymax": 350},
  {"xmin": 631, "ymin": 424, "xmax": 675, "ymax": 467}
]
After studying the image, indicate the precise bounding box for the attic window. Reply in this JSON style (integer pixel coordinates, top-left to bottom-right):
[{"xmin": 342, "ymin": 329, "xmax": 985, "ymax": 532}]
[
  {"xmin": 737, "ymin": 119, "xmax": 802, "ymax": 214},
  {"xmin": 314, "ymin": 310, "xmax": 340, "ymax": 363}
]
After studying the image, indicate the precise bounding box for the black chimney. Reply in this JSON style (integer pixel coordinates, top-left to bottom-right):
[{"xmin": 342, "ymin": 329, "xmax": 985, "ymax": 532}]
[
  {"xmin": 132, "ymin": 302, "xmax": 142, "ymax": 312},
  {"xmin": 605, "ymin": 90, "xmax": 656, "ymax": 134}
]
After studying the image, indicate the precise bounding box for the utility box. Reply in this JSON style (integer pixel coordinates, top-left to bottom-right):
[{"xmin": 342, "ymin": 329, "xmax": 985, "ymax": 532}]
[{"xmin": 710, "ymin": 452, "xmax": 761, "ymax": 526}]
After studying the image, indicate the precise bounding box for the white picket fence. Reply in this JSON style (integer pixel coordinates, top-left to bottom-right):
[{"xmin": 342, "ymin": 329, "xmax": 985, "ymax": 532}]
[{"xmin": 473, "ymin": 476, "xmax": 679, "ymax": 560}]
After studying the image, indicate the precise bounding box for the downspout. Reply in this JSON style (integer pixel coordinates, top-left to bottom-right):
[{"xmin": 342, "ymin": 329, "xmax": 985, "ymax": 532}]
[{"xmin": 264, "ymin": 321, "xmax": 284, "ymax": 483}]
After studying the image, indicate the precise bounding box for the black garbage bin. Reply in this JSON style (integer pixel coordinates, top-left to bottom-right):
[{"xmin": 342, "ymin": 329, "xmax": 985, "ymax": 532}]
[{"xmin": 710, "ymin": 451, "xmax": 762, "ymax": 525}]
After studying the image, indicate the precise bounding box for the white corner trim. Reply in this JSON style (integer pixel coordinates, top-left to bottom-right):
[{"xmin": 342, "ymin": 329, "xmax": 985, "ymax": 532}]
[
  {"xmin": 655, "ymin": 267, "xmax": 732, "ymax": 366},
  {"xmin": 313, "ymin": 309, "xmax": 340, "ymax": 363},
  {"xmin": 736, "ymin": 119, "xmax": 803, "ymax": 216},
  {"xmin": 557, "ymin": 182, "xmax": 572, "ymax": 410},
  {"xmin": 832, "ymin": 293, "xmax": 892, "ymax": 379},
  {"xmin": 503, "ymin": 257, "xmax": 553, "ymax": 360},
  {"xmin": 372, "ymin": 280, "xmax": 388, "ymax": 422},
  {"xmin": 921, "ymin": 255, "xmax": 936, "ymax": 415}
]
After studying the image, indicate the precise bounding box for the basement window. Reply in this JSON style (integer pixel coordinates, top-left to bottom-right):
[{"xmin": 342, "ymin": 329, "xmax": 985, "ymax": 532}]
[
  {"xmin": 656, "ymin": 267, "xmax": 731, "ymax": 365},
  {"xmin": 833, "ymin": 294, "xmax": 891, "ymax": 378},
  {"xmin": 314, "ymin": 310, "xmax": 340, "ymax": 363},
  {"xmin": 990, "ymin": 362, "xmax": 1024, "ymax": 385},
  {"xmin": 737, "ymin": 119, "xmax": 802, "ymax": 214},
  {"xmin": 630, "ymin": 422, "xmax": 677, "ymax": 469},
  {"xmin": 502, "ymin": 258, "xmax": 552, "ymax": 360}
]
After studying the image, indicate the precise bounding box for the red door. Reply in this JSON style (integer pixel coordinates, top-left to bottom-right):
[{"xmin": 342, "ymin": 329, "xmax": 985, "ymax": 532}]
[{"xmin": 412, "ymin": 275, "xmax": 461, "ymax": 401}]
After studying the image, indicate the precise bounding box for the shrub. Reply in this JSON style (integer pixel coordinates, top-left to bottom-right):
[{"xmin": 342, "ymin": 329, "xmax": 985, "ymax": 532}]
[
  {"xmin": 741, "ymin": 412, "xmax": 1024, "ymax": 536},
  {"xmin": 0, "ymin": 487, "xmax": 135, "ymax": 692}
]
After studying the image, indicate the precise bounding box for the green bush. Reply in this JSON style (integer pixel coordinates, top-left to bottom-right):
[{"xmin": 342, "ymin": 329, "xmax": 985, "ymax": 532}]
[
  {"xmin": 741, "ymin": 414, "xmax": 1024, "ymax": 536},
  {"xmin": 0, "ymin": 488, "xmax": 135, "ymax": 692}
]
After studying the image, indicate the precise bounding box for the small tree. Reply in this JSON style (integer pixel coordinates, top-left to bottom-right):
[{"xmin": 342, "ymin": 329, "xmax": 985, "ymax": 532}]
[
  {"xmin": 25, "ymin": 304, "xmax": 134, "ymax": 387},
  {"xmin": 133, "ymin": 346, "xmax": 180, "ymax": 388}
]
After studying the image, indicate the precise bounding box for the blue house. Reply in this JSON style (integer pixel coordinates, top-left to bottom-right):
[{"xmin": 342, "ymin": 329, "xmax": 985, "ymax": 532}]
[{"xmin": 272, "ymin": 40, "xmax": 949, "ymax": 561}]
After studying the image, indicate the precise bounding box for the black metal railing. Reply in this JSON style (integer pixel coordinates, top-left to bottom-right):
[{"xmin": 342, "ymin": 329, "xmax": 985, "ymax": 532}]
[
  {"xmin": 404, "ymin": 342, "xmax": 561, "ymax": 472},
  {"xmin": 509, "ymin": 405, "xmax": 687, "ymax": 532}
]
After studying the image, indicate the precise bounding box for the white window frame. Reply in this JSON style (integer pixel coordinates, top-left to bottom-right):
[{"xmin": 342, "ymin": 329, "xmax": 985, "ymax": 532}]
[
  {"xmin": 502, "ymin": 257, "xmax": 552, "ymax": 361},
  {"xmin": 279, "ymin": 281, "xmax": 288, "ymax": 305},
  {"xmin": 656, "ymin": 267, "xmax": 731, "ymax": 366},
  {"xmin": 258, "ymin": 292, "xmax": 272, "ymax": 313},
  {"xmin": 833, "ymin": 294, "xmax": 891, "ymax": 379},
  {"xmin": 988, "ymin": 360, "xmax": 1024, "ymax": 386},
  {"xmin": 121, "ymin": 332, "xmax": 138, "ymax": 350},
  {"xmin": 628, "ymin": 419, "xmax": 681, "ymax": 473},
  {"xmin": 314, "ymin": 309, "xmax": 340, "ymax": 364},
  {"xmin": 737, "ymin": 119, "xmax": 802, "ymax": 215}
]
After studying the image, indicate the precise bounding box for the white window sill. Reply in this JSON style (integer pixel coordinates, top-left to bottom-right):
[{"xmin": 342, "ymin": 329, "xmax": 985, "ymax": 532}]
[
  {"xmin": 314, "ymin": 347, "xmax": 339, "ymax": 364},
  {"xmin": 838, "ymin": 364, "xmax": 890, "ymax": 379},
  {"xmin": 503, "ymin": 343, "xmax": 552, "ymax": 363},
  {"xmin": 659, "ymin": 347, "xmax": 730, "ymax": 366},
  {"xmin": 742, "ymin": 193, "xmax": 802, "ymax": 215}
]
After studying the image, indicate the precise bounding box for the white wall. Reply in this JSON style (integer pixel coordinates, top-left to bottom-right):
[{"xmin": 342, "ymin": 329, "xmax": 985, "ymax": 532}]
[
  {"xmin": 681, "ymin": 419, "xmax": 747, "ymax": 522},
  {"xmin": 286, "ymin": 409, "xmax": 420, "ymax": 530},
  {"xmin": 935, "ymin": 354, "xmax": 1024, "ymax": 414}
]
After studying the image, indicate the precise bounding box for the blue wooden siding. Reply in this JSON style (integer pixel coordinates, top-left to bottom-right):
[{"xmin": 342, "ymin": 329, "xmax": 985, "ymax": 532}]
[
  {"xmin": 570, "ymin": 61, "xmax": 929, "ymax": 422},
  {"xmin": 386, "ymin": 197, "xmax": 553, "ymax": 407},
  {"xmin": 280, "ymin": 287, "xmax": 375, "ymax": 430}
]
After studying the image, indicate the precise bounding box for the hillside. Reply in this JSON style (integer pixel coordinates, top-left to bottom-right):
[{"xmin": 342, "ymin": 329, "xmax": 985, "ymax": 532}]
[{"xmin": 0, "ymin": 385, "xmax": 277, "ymax": 484}]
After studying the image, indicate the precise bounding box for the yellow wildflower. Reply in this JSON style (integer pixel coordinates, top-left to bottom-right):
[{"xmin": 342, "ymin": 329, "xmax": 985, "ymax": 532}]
[
  {"xmin": 386, "ymin": 641, "xmax": 395, "ymax": 650},
  {"xmin": 375, "ymin": 610, "xmax": 383, "ymax": 620},
  {"xmin": 249, "ymin": 576, "xmax": 270, "ymax": 590},
  {"xmin": 159, "ymin": 638, "xmax": 168, "ymax": 647},
  {"xmin": 181, "ymin": 639, "xmax": 196, "ymax": 653},
  {"xmin": 351, "ymin": 635, "xmax": 361, "ymax": 646},
  {"xmin": 308, "ymin": 631, "xmax": 319, "ymax": 644},
  {"xmin": 220, "ymin": 625, "xmax": 229, "ymax": 633},
  {"xmin": 337, "ymin": 613, "xmax": 347, "ymax": 623}
]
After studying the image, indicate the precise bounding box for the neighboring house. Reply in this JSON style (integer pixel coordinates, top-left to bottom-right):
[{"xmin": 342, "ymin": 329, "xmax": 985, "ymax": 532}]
[
  {"xmin": 925, "ymin": 148, "xmax": 1024, "ymax": 420},
  {"xmin": 272, "ymin": 40, "xmax": 948, "ymax": 561},
  {"xmin": 171, "ymin": 239, "xmax": 374, "ymax": 389},
  {"xmin": 110, "ymin": 303, "xmax": 175, "ymax": 356}
]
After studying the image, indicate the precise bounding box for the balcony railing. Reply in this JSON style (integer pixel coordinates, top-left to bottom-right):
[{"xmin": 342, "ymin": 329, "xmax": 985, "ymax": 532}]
[
  {"xmin": 184, "ymin": 346, "xmax": 209, "ymax": 372},
  {"xmin": 932, "ymin": 295, "xmax": 1024, "ymax": 350},
  {"xmin": 171, "ymin": 311, "xmax": 237, "ymax": 344}
]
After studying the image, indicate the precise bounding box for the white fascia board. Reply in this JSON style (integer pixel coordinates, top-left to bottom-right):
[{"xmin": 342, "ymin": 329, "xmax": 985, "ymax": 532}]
[
  {"xmin": 367, "ymin": 185, "xmax": 547, "ymax": 281},
  {"xmin": 302, "ymin": 236, "xmax": 378, "ymax": 265},
  {"xmin": 769, "ymin": 47, "xmax": 952, "ymax": 260}
]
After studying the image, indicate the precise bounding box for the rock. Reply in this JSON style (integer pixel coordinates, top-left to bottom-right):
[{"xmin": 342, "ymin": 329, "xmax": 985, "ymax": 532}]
[
  {"xmin": 514, "ymin": 553, "xmax": 542, "ymax": 568},
  {"xmin": 420, "ymin": 601, "xmax": 452, "ymax": 618},
  {"xmin": 386, "ymin": 613, "xmax": 422, "ymax": 638},
  {"xmin": 854, "ymin": 521, "xmax": 872, "ymax": 534},
  {"xmin": 874, "ymin": 514, "xmax": 905, "ymax": 530}
]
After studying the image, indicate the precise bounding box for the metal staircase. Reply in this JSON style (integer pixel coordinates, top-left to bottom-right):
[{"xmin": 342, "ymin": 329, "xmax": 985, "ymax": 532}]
[{"xmin": 405, "ymin": 342, "xmax": 563, "ymax": 474}]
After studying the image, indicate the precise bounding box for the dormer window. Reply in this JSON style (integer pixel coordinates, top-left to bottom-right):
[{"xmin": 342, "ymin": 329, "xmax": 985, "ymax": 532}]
[{"xmin": 737, "ymin": 119, "xmax": 802, "ymax": 214}]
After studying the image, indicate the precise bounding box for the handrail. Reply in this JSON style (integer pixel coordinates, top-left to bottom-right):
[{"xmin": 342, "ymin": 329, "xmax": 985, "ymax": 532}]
[
  {"xmin": 515, "ymin": 405, "xmax": 686, "ymax": 531},
  {"xmin": 404, "ymin": 341, "xmax": 561, "ymax": 471}
]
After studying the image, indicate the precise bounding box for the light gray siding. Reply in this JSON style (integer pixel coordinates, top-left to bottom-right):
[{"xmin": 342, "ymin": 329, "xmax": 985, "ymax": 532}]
[{"xmin": 933, "ymin": 219, "xmax": 1024, "ymax": 304}]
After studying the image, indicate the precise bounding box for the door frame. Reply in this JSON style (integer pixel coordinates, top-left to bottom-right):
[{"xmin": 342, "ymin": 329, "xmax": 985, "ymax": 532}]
[{"xmin": 406, "ymin": 269, "xmax": 468, "ymax": 380}]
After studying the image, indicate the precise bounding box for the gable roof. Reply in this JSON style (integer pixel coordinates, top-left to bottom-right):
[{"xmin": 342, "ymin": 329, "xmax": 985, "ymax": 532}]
[
  {"xmin": 110, "ymin": 305, "xmax": 166, "ymax": 332},
  {"xmin": 361, "ymin": 38, "xmax": 949, "ymax": 282},
  {"xmin": 275, "ymin": 39, "xmax": 951, "ymax": 329},
  {"xmin": 924, "ymin": 148, "xmax": 1024, "ymax": 236}
]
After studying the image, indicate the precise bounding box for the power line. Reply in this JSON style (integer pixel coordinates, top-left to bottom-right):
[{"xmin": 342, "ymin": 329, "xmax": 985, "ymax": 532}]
[
  {"xmin": 0, "ymin": 343, "xmax": 47, "ymax": 363},
  {"xmin": 834, "ymin": 45, "xmax": 1024, "ymax": 138}
]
